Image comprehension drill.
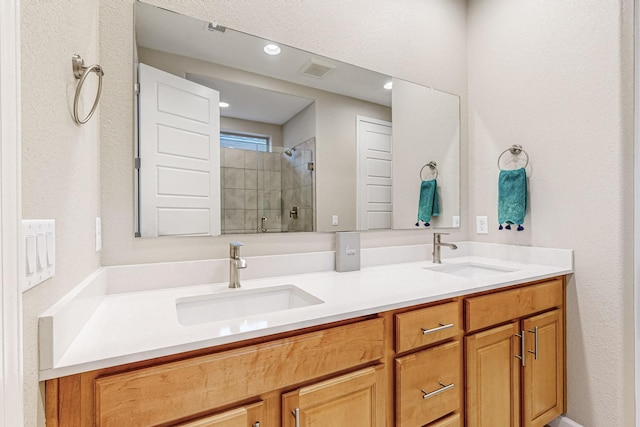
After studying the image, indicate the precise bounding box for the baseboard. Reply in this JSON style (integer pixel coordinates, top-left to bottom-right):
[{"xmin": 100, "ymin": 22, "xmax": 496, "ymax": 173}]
[{"xmin": 549, "ymin": 415, "xmax": 584, "ymax": 427}]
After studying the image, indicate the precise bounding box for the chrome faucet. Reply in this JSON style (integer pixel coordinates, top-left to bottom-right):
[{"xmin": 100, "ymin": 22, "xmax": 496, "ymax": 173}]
[
  {"xmin": 229, "ymin": 241, "xmax": 247, "ymax": 288},
  {"xmin": 432, "ymin": 232, "xmax": 458, "ymax": 264}
]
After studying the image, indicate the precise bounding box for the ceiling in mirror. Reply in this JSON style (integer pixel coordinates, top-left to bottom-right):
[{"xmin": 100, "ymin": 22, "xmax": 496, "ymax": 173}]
[{"xmin": 135, "ymin": 3, "xmax": 392, "ymax": 107}]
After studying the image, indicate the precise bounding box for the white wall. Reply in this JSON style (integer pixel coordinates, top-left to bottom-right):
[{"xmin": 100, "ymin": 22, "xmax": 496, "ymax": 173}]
[
  {"xmin": 20, "ymin": 0, "xmax": 101, "ymax": 426},
  {"xmin": 100, "ymin": 0, "xmax": 468, "ymax": 266},
  {"xmin": 467, "ymin": 1, "xmax": 635, "ymax": 425}
]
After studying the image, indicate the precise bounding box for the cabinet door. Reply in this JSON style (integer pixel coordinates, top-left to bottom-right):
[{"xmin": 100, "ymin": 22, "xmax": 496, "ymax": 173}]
[
  {"xmin": 282, "ymin": 365, "xmax": 385, "ymax": 427},
  {"xmin": 175, "ymin": 402, "xmax": 263, "ymax": 427},
  {"xmin": 466, "ymin": 322, "xmax": 521, "ymax": 427},
  {"xmin": 522, "ymin": 309, "xmax": 564, "ymax": 427}
]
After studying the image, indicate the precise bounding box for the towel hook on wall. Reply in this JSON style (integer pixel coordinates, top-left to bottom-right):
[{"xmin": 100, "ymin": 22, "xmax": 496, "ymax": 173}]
[
  {"xmin": 419, "ymin": 161, "xmax": 438, "ymax": 180},
  {"xmin": 497, "ymin": 144, "xmax": 529, "ymax": 170},
  {"xmin": 71, "ymin": 54, "xmax": 104, "ymax": 125}
]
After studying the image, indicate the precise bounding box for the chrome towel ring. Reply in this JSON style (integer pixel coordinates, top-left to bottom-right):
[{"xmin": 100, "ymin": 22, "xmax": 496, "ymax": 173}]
[
  {"xmin": 72, "ymin": 54, "xmax": 104, "ymax": 125},
  {"xmin": 497, "ymin": 144, "xmax": 529, "ymax": 170},
  {"xmin": 419, "ymin": 161, "xmax": 438, "ymax": 180}
]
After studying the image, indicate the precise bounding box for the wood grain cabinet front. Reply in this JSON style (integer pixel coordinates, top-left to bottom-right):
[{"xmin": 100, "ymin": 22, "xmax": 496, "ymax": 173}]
[
  {"xmin": 395, "ymin": 341, "xmax": 461, "ymax": 427},
  {"xmin": 174, "ymin": 402, "xmax": 264, "ymax": 427},
  {"xmin": 395, "ymin": 301, "xmax": 460, "ymax": 354},
  {"xmin": 282, "ymin": 365, "xmax": 386, "ymax": 427},
  {"xmin": 48, "ymin": 318, "xmax": 385, "ymax": 427},
  {"xmin": 464, "ymin": 278, "xmax": 566, "ymax": 427}
]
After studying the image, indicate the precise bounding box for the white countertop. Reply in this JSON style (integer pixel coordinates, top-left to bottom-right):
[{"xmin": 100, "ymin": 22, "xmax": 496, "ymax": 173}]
[{"xmin": 38, "ymin": 242, "xmax": 573, "ymax": 380}]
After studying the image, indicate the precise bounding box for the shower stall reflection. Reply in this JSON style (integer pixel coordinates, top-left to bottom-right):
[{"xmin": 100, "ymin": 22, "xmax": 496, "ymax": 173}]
[{"xmin": 220, "ymin": 138, "xmax": 315, "ymax": 234}]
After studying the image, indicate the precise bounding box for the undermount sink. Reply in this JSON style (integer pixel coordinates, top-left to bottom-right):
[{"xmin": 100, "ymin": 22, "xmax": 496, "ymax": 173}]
[
  {"xmin": 176, "ymin": 285, "xmax": 324, "ymax": 326},
  {"xmin": 426, "ymin": 262, "xmax": 517, "ymax": 279}
]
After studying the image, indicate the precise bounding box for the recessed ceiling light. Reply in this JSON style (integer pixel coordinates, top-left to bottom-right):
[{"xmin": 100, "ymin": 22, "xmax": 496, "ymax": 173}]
[
  {"xmin": 264, "ymin": 43, "xmax": 282, "ymax": 56},
  {"xmin": 384, "ymin": 82, "xmax": 393, "ymax": 90},
  {"xmin": 219, "ymin": 101, "xmax": 230, "ymax": 108}
]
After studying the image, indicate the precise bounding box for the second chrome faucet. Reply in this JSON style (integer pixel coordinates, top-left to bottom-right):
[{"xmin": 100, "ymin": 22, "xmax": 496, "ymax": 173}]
[
  {"xmin": 432, "ymin": 232, "xmax": 457, "ymax": 263},
  {"xmin": 229, "ymin": 241, "xmax": 247, "ymax": 288}
]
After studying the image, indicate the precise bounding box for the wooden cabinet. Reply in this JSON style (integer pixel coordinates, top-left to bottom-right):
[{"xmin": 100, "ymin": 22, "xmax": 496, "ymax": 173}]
[
  {"xmin": 282, "ymin": 365, "xmax": 385, "ymax": 427},
  {"xmin": 45, "ymin": 276, "xmax": 566, "ymax": 427},
  {"xmin": 464, "ymin": 279, "xmax": 565, "ymax": 427},
  {"xmin": 394, "ymin": 300, "xmax": 463, "ymax": 426},
  {"xmin": 48, "ymin": 318, "xmax": 385, "ymax": 427},
  {"xmin": 396, "ymin": 341, "xmax": 461, "ymax": 427},
  {"xmin": 175, "ymin": 402, "xmax": 264, "ymax": 427},
  {"xmin": 522, "ymin": 309, "xmax": 564, "ymax": 427},
  {"xmin": 466, "ymin": 322, "xmax": 521, "ymax": 427}
]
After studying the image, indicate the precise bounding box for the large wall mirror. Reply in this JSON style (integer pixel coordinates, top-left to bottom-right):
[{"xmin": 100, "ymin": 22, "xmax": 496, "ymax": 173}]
[{"xmin": 134, "ymin": 1, "xmax": 460, "ymax": 237}]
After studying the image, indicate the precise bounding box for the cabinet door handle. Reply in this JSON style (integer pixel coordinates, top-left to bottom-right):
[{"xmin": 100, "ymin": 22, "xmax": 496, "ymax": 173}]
[
  {"xmin": 253, "ymin": 423, "xmax": 260, "ymax": 427},
  {"xmin": 421, "ymin": 323, "xmax": 454, "ymax": 335},
  {"xmin": 421, "ymin": 381, "xmax": 454, "ymax": 399},
  {"xmin": 515, "ymin": 330, "xmax": 525, "ymax": 366},
  {"xmin": 528, "ymin": 326, "xmax": 539, "ymax": 360},
  {"xmin": 292, "ymin": 408, "xmax": 300, "ymax": 427}
]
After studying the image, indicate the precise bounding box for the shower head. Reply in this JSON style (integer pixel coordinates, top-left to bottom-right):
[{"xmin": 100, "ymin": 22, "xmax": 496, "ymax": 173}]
[{"xmin": 283, "ymin": 148, "xmax": 295, "ymax": 157}]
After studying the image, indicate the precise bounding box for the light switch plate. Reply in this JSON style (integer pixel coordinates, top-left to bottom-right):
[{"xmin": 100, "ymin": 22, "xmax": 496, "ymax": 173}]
[{"xmin": 22, "ymin": 219, "xmax": 55, "ymax": 291}]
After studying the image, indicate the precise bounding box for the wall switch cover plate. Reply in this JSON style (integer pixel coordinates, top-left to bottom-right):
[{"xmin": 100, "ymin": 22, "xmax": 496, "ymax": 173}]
[
  {"xmin": 22, "ymin": 219, "xmax": 55, "ymax": 291},
  {"xmin": 335, "ymin": 231, "xmax": 360, "ymax": 272}
]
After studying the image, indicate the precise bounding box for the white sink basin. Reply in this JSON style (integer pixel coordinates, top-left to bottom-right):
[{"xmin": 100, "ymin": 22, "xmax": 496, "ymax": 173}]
[
  {"xmin": 426, "ymin": 262, "xmax": 517, "ymax": 279},
  {"xmin": 176, "ymin": 285, "xmax": 324, "ymax": 326}
]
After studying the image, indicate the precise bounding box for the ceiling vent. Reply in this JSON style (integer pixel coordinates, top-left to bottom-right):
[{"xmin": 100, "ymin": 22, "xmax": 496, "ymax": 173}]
[
  {"xmin": 299, "ymin": 59, "xmax": 336, "ymax": 79},
  {"xmin": 206, "ymin": 22, "xmax": 226, "ymax": 33}
]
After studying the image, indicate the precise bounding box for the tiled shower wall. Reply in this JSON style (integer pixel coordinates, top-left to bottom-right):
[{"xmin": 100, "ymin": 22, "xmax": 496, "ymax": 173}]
[
  {"xmin": 282, "ymin": 137, "xmax": 315, "ymax": 232},
  {"xmin": 221, "ymin": 147, "xmax": 282, "ymax": 234}
]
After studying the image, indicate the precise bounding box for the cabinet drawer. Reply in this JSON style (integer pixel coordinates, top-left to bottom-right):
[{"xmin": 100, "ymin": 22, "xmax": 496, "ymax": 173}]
[
  {"xmin": 429, "ymin": 412, "xmax": 461, "ymax": 427},
  {"xmin": 395, "ymin": 301, "xmax": 459, "ymax": 353},
  {"xmin": 464, "ymin": 278, "xmax": 563, "ymax": 332},
  {"xmin": 94, "ymin": 318, "xmax": 384, "ymax": 427},
  {"xmin": 396, "ymin": 341, "xmax": 461, "ymax": 427}
]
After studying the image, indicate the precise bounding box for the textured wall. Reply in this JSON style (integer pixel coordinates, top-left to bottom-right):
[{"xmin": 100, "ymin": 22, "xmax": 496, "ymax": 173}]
[
  {"xmin": 21, "ymin": 0, "xmax": 101, "ymax": 425},
  {"xmin": 99, "ymin": 0, "xmax": 468, "ymax": 266},
  {"xmin": 467, "ymin": 1, "xmax": 635, "ymax": 425}
]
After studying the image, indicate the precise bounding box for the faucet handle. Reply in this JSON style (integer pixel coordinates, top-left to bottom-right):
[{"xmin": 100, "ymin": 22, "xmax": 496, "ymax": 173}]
[
  {"xmin": 433, "ymin": 232, "xmax": 450, "ymax": 236},
  {"xmin": 230, "ymin": 241, "xmax": 244, "ymax": 258}
]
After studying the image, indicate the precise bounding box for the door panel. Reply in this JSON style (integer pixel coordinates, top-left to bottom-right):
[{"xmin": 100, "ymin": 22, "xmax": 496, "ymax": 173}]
[
  {"xmin": 522, "ymin": 309, "xmax": 564, "ymax": 427},
  {"xmin": 138, "ymin": 63, "xmax": 221, "ymax": 237},
  {"xmin": 282, "ymin": 365, "xmax": 385, "ymax": 427},
  {"xmin": 466, "ymin": 322, "xmax": 521, "ymax": 427},
  {"xmin": 357, "ymin": 116, "xmax": 392, "ymax": 230}
]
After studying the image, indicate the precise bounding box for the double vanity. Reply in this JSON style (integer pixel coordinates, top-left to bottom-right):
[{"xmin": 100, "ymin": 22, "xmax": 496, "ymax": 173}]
[{"xmin": 40, "ymin": 242, "xmax": 572, "ymax": 426}]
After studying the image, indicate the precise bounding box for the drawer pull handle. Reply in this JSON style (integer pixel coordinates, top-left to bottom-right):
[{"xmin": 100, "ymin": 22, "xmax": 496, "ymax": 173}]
[
  {"xmin": 528, "ymin": 326, "xmax": 539, "ymax": 360},
  {"xmin": 421, "ymin": 381, "xmax": 454, "ymax": 399},
  {"xmin": 421, "ymin": 323, "xmax": 454, "ymax": 335},
  {"xmin": 253, "ymin": 423, "xmax": 260, "ymax": 427},
  {"xmin": 515, "ymin": 330, "xmax": 525, "ymax": 366},
  {"xmin": 292, "ymin": 408, "xmax": 300, "ymax": 427}
]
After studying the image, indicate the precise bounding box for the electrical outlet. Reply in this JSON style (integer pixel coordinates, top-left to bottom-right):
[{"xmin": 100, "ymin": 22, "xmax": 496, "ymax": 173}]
[
  {"xmin": 452, "ymin": 216, "xmax": 460, "ymax": 228},
  {"xmin": 476, "ymin": 216, "xmax": 488, "ymax": 234}
]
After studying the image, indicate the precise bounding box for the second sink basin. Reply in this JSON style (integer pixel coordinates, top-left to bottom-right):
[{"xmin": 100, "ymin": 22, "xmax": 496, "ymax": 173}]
[
  {"xmin": 426, "ymin": 262, "xmax": 517, "ymax": 279},
  {"xmin": 176, "ymin": 285, "xmax": 324, "ymax": 326}
]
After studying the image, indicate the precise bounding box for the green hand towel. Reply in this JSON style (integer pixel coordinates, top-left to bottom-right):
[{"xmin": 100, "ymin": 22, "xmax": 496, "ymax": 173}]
[
  {"xmin": 416, "ymin": 179, "xmax": 440, "ymax": 227},
  {"xmin": 498, "ymin": 168, "xmax": 526, "ymax": 231}
]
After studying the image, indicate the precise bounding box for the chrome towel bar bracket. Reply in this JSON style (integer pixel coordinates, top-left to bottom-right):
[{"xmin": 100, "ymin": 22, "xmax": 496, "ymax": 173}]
[
  {"xmin": 72, "ymin": 54, "xmax": 104, "ymax": 125},
  {"xmin": 419, "ymin": 161, "xmax": 439, "ymax": 180},
  {"xmin": 497, "ymin": 144, "xmax": 529, "ymax": 170}
]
